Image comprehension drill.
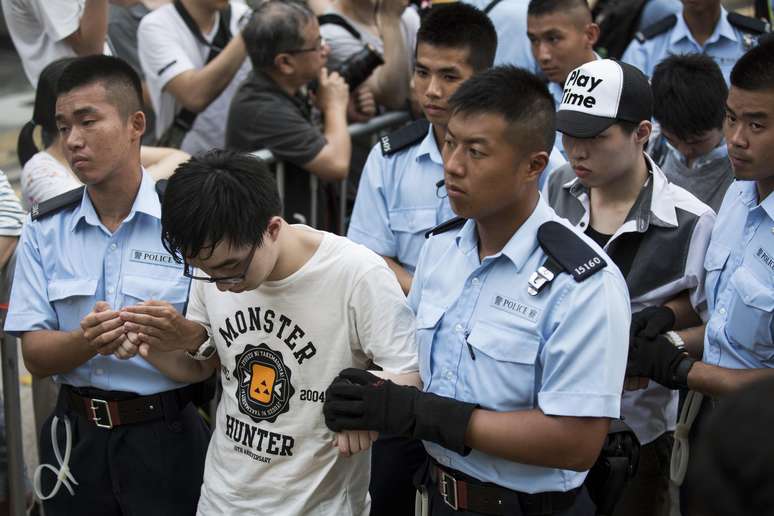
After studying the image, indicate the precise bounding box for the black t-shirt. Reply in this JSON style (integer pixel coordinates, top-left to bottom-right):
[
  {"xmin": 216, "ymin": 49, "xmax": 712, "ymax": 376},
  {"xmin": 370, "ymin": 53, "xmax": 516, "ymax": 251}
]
[
  {"xmin": 226, "ymin": 70, "xmax": 330, "ymax": 226},
  {"xmin": 585, "ymin": 225, "xmax": 613, "ymax": 248}
]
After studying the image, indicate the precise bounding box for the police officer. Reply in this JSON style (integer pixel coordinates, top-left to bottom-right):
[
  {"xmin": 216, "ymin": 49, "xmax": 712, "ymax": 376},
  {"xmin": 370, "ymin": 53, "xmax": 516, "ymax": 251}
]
[
  {"xmin": 348, "ymin": 3, "xmax": 497, "ymax": 295},
  {"xmin": 4, "ymin": 55, "xmax": 209, "ymax": 515},
  {"xmin": 621, "ymin": 0, "xmax": 770, "ymax": 84},
  {"xmin": 325, "ymin": 66, "xmax": 630, "ymax": 515},
  {"xmin": 625, "ymin": 37, "xmax": 774, "ymax": 513},
  {"xmin": 347, "ymin": 6, "xmax": 497, "ymax": 513}
]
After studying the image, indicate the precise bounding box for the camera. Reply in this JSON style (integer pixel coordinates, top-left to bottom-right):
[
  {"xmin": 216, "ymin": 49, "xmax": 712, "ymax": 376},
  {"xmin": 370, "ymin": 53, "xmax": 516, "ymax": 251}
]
[{"xmin": 336, "ymin": 44, "xmax": 384, "ymax": 91}]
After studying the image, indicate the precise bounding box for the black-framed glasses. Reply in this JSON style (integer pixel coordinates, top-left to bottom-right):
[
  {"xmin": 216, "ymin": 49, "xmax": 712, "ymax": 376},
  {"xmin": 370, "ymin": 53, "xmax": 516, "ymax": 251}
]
[
  {"xmin": 183, "ymin": 243, "xmax": 258, "ymax": 284},
  {"xmin": 285, "ymin": 36, "xmax": 326, "ymax": 54}
]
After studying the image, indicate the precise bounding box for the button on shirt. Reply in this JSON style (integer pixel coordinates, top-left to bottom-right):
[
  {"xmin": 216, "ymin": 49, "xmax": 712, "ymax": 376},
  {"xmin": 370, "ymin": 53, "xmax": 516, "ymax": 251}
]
[
  {"xmin": 704, "ymin": 181, "xmax": 774, "ymax": 370},
  {"xmin": 4, "ymin": 172, "xmax": 190, "ymax": 395},
  {"xmin": 621, "ymin": 8, "xmax": 752, "ymax": 84},
  {"xmin": 347, "ymin": 123, "xmax": 454, "ymax": 274},
  {"xmin": 407, "ymin": 197, "xmax": 629, "ymax": 493}
]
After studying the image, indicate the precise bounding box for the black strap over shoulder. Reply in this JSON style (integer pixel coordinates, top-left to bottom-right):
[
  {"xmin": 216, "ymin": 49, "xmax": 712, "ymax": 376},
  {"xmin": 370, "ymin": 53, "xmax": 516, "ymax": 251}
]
[
  {"xmin": 483, "ymin": 0, "xmax": 505, "ymax": 14},
  {"xmin": 425, "ymin": 216, "xmax": 466, "ymax": 239},
  {"xmin": 381, "ymin": 119, "xmax": 430, "ymax": 156},
  {"xmin": 318, "ymin": 13, "xmax": 362, "ymax": 40},
  {"xmin": 529, "ymin": 221, "xmax": 607, "ymax": 296},
  {"xmin": 727, "ymin": 11, "xmax": 770, "ymax": 35},
  {"xmin": 31, "ymin": 186, "xmax": 85, "ymax": 221},
  {"xmin": 634, "ymin": 14, "xmax": 677, "ymax": 43},
  {"xmin": 155, "ymin": 179, "xmax": 168, "ymax": 200}
]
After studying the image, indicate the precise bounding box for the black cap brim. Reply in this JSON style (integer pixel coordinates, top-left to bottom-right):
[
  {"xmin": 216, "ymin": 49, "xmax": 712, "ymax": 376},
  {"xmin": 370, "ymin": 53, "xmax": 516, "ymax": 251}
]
[{"xmin": 556, "ymin": 111, "xmax": 617, "ymax": 138}]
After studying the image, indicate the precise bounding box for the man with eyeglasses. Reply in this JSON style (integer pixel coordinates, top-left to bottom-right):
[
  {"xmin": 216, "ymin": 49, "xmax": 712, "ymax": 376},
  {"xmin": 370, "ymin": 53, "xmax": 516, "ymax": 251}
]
[
  {"xmin": 226, "ymin": 0, "xmax": 351, "ymax": 227},
  {"xmin": 119, "ymin": 149, "xmax": 419, "ymax": 515}
]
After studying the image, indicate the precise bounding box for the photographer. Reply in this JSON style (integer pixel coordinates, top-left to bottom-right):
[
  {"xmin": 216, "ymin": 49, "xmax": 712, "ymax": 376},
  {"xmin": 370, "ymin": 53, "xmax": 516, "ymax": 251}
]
[
  {"xmin": 226, "ymin": 0, "xmax": 351, "ymax": 228},
  {"xmin": 320, "ymin": 0, "xmax": 418, "ymax": 110}
]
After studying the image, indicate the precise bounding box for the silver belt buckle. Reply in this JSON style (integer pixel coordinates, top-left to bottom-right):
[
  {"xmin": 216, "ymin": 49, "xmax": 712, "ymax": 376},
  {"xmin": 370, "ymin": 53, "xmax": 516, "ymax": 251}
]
[
  {"xmin": 89, "ymin": 398, "xmax": 113, "ymax": 429},
  {"xmin": 440, "ymin": 471, "xmax": 458, "ymax": 510}
]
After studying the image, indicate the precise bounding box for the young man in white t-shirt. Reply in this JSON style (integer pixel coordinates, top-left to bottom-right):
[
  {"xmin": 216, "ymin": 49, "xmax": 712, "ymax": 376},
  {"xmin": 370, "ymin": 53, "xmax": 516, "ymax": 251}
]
[
  {"xmin": 138, "ymin": 0, "xmax": 251, "ymax": 154},
  {"xmin": 2, "ymin": 0, "xmax": 113, "ymax": 87},
  {"xmin": 118, "ymin": 150, "xmax": 419, "ymax": 515}
]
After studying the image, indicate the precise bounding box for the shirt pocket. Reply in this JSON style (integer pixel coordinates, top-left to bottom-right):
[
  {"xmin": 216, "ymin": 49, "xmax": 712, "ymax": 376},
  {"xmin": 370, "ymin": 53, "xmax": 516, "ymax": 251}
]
[
  {"xmin": 47, "ymin": 278, "xmax": 99, "ymax": 328},
  {"xmin": 465, "ymin": 321, "xmax": 541, "ymax": 411},
  {"xmin": 120, "ymin": 274, "xmax": 190, "ymax": 312},
  {"xmin": 415, "ymin": 301, "xmax": 445, "ymax": 387},
  {"xmin": 389, "ymin": 208, "xmax": 437, "ymax": 270},
  {"xmin": 724, "ymin": 267, "xmax": 774, "ymax": 364},
  {"xmin": 704, "ymin": 244, "xmax": 730, "ymax": 303}
]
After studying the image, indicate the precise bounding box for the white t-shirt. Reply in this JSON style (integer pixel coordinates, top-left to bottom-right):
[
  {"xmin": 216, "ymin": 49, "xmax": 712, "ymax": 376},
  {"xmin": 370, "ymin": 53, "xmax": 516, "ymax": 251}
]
[
  {"xmin": 2, "ymin": 0, "xmax": 111, "ymax": 87},
  {"xmin": 21, "ymin": 151, "xmax": 81, "ymax": 210},
  {"xmin": 190, "ymin": 228, "xmax": 418, "ymax": 516},
  {"xmin": 138, "ymin": 1, "xmax": 251, "ymax": 154}
]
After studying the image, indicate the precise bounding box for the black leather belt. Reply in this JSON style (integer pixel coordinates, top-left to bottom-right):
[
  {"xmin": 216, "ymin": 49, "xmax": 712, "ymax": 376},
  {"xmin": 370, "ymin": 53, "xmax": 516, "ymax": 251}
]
[
  {"xmin": 64, "ymin": 385, "xmax": 194, "ymax": 429},
  {"xmin": 430, "ymin": 462, "xmax": 580, "ymax": 515}
]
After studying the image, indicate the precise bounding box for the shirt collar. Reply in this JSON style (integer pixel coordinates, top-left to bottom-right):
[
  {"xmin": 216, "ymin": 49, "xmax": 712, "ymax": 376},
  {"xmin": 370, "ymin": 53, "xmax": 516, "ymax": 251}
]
[
  {"xmin": 562, "ymin": 154, "xmax": 678, "ymax": 231},
  {"xmin": 71, "ymin": 170, "xmax": 160, "ymax": 232},
  {"xmin": 415, "ymin": 123, "xmax": 443, "ymax": 165},
  {"xmin": 737, "ymin": 180, "xmax": 774, "ymax": 220},
  {"xmin": 454, "ymin": 196, "xmax": 553, "ymax": 271},
  {"xmin": 666, "ymin": 139, "xmax": 728, "ymax": 169},
  {"xmin": 672, "ymin": 7, "xmax": 736, "ymax": 46}
]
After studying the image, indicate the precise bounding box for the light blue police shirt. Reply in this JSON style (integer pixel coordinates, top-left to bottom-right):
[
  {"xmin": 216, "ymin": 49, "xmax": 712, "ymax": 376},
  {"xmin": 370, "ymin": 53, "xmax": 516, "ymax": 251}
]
[
  {"xmin": 407, "ymin": 196, "xmax": 630, "ymax": 493},
  {"xmin": 621, "ymin": 7, "xmax": 754, "ymax": 84},
  {"xmin": 4, "ymin": 171, "xmax": 190, "ymax": 395},
  {"xmin": 462, "ymin": 0, "xmax": 537, "ymax": 71},
  {"xmin": 703, "ymin": 180, "xmax": 774, "ymax": 370},
  {"xmin": 347, "ymin": 123, "xmax": 455, "ymax": 274}
]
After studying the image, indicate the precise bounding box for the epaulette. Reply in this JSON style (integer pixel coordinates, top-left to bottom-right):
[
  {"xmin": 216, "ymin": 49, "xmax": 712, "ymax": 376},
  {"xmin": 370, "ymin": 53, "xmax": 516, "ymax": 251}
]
[
  {"xmin": 425, "ymin": 216, "xmax": 466, "ymax": 239},
  {"xmin": 635, "ymin": 14, "xmax": 677, "ymax": 43},
  {"xmin": 31, "ymin": 186, "xmax": 85, "ymax": 221},
  {"xmin": 528, "ymin": 221, "xmax": 607, "ymax": 296},
  {"xmin": 380, "ymin": 119, "xmax": 430, "ymax": 156},
  {"xmin": 155, "ymin": 179, "xmax": 168, "ymax": 200},
  {"xmin": 727, "ymin": 12, "xmax": 770, "ymax": 35}
]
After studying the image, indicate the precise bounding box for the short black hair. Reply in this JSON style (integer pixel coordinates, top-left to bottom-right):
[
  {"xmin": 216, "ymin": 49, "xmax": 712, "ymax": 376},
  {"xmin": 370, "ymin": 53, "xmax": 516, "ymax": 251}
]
[
  {"xmin": 684, "ymin": 376, "xmax": 774, "ymax": 515},
  {"xmin": 730, "ymin": 36, "xmax": 774, "ymax": 92},
  {"xmin": 527, "ymin": 0, "xmax": 591, "ymax": 20},
  {"xmin": 416, "ymin": 3, "xmax": 497, "ymax": 72},
  {"xmin": 448, "ymin": 65, "xmax": 556, "ymax": 152},
  {"xmin": 56, "ymin": 55, "xmax": 143, "ymax": 117},
  {"xmin": 162, "ymin": 150, "xmax": 282, "ymax": 262},
  {"xmin": 243, "ymin": 0, "xmax": 315, "ymax": 70},
  {"xmin": 651, "ymin": 54, "xmax": 727, "ymax": 141}
]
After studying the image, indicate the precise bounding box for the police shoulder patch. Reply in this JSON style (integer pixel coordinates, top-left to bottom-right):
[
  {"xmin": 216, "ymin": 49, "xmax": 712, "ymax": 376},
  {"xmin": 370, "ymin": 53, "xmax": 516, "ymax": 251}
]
[
  {"xmin": 635, "ymin": 14, "xmax": 677, "ymax": 43},
  {"xmin": 425, "ymin": 216, "xmax": 466, "ymax": 239},
  {"xmin": 31, "ymin": 186, "xmax": 85, "ymax": 221},
  {"xmin": 727, "ymin": 12, "xmax": 770, "ymax": 36},
  {"xmin": 537, "ymin": 221, "xmax": 607, "ymax": 282},
  {"xmin": 380, "ymin": 119, "xmax": 431, "ymax": 156}
]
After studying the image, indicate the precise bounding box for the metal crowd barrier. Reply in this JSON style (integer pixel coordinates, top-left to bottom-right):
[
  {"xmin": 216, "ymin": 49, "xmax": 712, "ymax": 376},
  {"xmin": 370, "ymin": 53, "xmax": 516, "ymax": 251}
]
[{"xmin": 251, "ymin": 110, "xmax": 412, "ymax": 234}]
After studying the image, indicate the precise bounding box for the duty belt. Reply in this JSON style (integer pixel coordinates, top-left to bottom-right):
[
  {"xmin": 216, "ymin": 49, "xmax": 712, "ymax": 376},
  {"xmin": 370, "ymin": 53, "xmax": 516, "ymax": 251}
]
[
  {"xmin": 430, "ymin": 462, "xmax": 580, "ymax": 515},
  {"xmin": 64, "ymin": 384, "xmax": 194, "ymax": 429}
]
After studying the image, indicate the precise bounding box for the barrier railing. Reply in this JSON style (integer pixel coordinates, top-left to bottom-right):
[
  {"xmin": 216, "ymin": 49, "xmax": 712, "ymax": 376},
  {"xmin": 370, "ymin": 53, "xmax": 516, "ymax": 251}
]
[{"xmin": 251, "ymin": 111, "xmax": 412, "ymax": 234}]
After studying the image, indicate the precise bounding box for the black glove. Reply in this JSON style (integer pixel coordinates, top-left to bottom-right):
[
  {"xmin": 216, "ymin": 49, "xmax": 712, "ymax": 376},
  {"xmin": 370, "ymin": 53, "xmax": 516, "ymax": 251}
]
[
  {"xmin": 630, "ymin": 306, "xmax": 676, "ymax": 339},
  {"xmin": 323, "ymin": 368, "xmax": 477, "ymax": 455},
  {"xmin": 627, "ymin": 335, "xmax": 696, "ymax": 390}
]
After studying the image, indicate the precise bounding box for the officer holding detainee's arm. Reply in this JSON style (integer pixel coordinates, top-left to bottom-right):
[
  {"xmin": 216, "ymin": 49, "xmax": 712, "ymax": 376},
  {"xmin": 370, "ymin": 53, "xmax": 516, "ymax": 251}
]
[
  {"xmin": 624, "ymin": 37, "xmax": 774, "ymax": 515},
  {"xmin": 324, "ymin": 66, "xmax": 630, "ymax": 516},
  {"xmin": 3, "ymin": 56, "xmax": 209, "ymax": 516}
]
